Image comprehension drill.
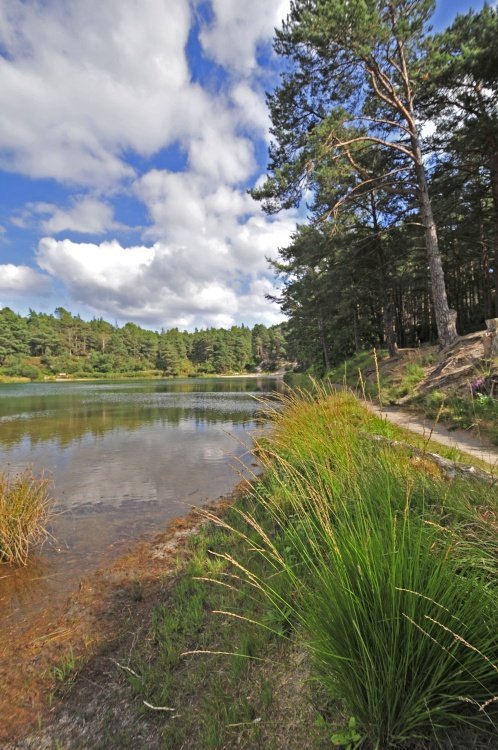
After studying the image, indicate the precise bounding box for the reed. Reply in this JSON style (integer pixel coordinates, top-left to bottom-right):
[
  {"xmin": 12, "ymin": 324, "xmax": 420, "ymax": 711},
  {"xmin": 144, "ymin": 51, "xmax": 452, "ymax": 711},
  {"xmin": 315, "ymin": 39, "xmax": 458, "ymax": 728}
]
[{"xmin": 0, "ymin": 469, "xmax": 53, "ymax": 565}]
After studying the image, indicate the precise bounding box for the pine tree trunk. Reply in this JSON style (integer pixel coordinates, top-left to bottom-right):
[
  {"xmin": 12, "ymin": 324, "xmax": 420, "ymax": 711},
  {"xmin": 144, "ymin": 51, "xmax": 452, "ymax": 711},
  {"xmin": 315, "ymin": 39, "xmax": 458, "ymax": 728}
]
[
  {"xmin": 353, "ymin": 305, "xmax": 360, "ymax": 353},
  {"xmin": 478, "ymin": 208, "xmax": 492, "ymax": 319},
  {"xmin": 394, "ymin": 35, "xmax": 457, "ymax": 348},
  {"xmin": 370, "ymin": 194, "xmax": 398, "ymax": 356},
  {"xmin": 318, "ymin": 314, "xmax": 330, "ymax": 370},
  {"xmin": 488, "ymin": 150, "xmax": 498, "ymax": 316},
  {"xmin": 412, "ymin": 138, "xmax": 458, "ymax": 347}
]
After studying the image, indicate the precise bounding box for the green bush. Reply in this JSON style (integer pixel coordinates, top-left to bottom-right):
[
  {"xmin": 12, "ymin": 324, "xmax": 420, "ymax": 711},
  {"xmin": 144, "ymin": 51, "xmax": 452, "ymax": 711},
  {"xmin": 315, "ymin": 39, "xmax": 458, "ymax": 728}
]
[{"xmin": 1, "ymin": 356, "xmax": 42, "ymax": 380}]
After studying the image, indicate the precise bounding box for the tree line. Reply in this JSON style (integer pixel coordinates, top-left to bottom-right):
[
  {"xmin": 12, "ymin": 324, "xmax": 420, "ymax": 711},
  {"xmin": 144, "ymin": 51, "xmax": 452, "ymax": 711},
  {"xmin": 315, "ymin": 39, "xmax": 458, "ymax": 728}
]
[
  {"xmin": 0, "ymin": 306, "xmax": 287, "ymax": 379},
  {"xmin": 252, "ymin": 1, "xmax": 498, "ymax": 370}
]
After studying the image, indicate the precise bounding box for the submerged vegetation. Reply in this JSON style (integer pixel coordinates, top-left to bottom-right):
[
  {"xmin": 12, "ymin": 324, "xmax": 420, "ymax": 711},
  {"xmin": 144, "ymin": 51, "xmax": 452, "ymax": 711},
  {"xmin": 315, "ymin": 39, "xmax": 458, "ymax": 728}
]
[
  {"xmin": 0, "ymin": 469, "xmax": 53, "ymax": 565},
  {"xmin": 113, "ymin": 388, "xmax": 497, "ymax": 749}
]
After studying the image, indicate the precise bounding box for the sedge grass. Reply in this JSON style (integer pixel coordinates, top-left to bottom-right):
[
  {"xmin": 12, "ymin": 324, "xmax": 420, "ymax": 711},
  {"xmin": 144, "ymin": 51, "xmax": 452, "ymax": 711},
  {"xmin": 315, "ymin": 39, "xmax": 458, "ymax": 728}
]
[
  {"xmin": 0, "ymin": 468, "xmax": 53, "ymax": 565},
  {"xmin": 219, "ymin": 386, "xmax": 498, "ymax": 748}
]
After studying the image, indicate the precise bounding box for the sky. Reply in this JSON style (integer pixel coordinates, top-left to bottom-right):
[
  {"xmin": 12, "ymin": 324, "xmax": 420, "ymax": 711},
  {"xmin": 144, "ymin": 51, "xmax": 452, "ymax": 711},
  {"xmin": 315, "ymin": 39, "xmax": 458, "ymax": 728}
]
[{"xmin": 0, "ymin": 0, "xmax": 491, "ymax": 331}]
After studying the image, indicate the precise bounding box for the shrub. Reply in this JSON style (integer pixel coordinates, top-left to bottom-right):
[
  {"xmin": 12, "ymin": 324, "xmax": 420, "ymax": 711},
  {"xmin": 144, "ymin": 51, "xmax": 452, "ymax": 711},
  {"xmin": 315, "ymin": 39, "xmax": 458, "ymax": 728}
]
[
  {"xmin": 2, "ymin": 357, "xmax": 42, "ymax": 380},
  {"xmin": 0, "ymin": 470, "xmax": 53, "ymax": 565},
  {"xmin": 19, "ymin": 364, "xmax": 43, "ymax": 381}
]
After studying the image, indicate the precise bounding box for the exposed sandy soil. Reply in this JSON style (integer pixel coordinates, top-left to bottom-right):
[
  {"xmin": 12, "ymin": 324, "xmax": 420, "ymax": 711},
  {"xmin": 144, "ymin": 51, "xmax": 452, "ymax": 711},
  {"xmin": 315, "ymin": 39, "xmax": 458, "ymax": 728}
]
[
  {"xmin": 0, "ymin": 494, "xmax": 238, "ymax": 746},
  {"xmin": 374, "ymin": 330, "xmax": 497, "ymax": 400}
]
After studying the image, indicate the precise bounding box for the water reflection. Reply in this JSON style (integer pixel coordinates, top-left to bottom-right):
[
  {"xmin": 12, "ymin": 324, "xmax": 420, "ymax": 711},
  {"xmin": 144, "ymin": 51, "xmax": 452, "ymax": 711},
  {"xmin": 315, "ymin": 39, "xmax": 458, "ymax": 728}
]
[
  {"xmin": 0, "ymin": 378, "xmax": 276, "ymax": 449},
  {"xmin": 0, "ymin": 377, "xmax": 282, "ymax": 627}
]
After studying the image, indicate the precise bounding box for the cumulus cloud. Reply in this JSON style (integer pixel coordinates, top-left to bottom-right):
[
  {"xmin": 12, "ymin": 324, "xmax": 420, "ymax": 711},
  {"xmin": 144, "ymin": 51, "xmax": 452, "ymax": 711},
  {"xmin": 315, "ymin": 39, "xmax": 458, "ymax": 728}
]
[
  {"xmin": 0, "ymin": 0, "xmax": 195, "ymax": 186},
  {"xmin": 1, "ymin": 1, "xmax": 295, "ymax": 328},
  {"xmin": 40, "ymin": 197, "xmax": 125, "ymax": 235},
  {"xmin": 36, "ymin": 232, "xmax": 289, "ymax": 328},
  {"xmin": 231, "ymin": 82, "xmax": 271, "ymax": 140},
  {"xmin": 198, "ymin": 0, "xmax": 290, "ymax": 74},
  {"xmin": 134, "ymin": 167, "xmax": 296, "ymax": 279},
  {"xmin": 0, "ymin": 264, "xmax": 51, "ymax": 295},
  {"xmin": 0, "ymin": 0, "xmax": 285, "ymax": 188},
  {"xmin": 11, "ymin": 197, "xmax": 124, "ymax": 235}
]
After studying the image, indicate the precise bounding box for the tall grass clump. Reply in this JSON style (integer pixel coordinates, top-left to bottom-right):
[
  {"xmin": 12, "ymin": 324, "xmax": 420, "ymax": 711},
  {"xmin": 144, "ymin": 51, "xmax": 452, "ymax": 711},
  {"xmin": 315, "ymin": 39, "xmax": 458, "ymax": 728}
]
[
  {"xmin": 224, "ymin": 386, "xmax": 498, "ymax": 748},
  {"xmin": 0, "ymin": 469, "xmax": 53, "ymax": 565}
]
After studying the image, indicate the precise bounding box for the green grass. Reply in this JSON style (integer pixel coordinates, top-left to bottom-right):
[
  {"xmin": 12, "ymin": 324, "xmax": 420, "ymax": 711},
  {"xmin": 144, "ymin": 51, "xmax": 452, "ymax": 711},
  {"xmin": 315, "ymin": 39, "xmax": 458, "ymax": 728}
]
[
  {"xmin": 121, "ymin": 517, "xmax": 329, "ymax": 749},
  {"xmin": 386, "ymin": 362, "xmax": 426, "ymax": 400},
  {"xmin": 223, "ymin": 387, "xmax": 498, "ymax": 748},
  {"xmin": 106, "ymin": 387, "xmax": 497, "ymax": 748},
  {"xmin": 421, "ymin": 391, "xmax": 498, "ymax": 445},
  {"xmin": 0, "ymin": 469, "xmax": 53, "ymax": 565}
]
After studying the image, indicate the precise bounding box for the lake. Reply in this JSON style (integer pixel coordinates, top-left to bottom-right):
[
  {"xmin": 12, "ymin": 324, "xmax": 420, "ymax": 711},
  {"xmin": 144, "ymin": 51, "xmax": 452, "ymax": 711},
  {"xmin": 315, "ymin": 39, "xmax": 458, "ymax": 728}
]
[{"xmin": 0, "ymin": 377, "xmax": 284, "ymax": 631}]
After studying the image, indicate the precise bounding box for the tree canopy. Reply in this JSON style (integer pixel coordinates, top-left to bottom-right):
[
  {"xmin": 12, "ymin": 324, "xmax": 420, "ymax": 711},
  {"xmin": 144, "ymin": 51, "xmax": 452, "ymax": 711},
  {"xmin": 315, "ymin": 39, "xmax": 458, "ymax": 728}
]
[
  {"xmin": 0, "ymin": 307, "xmax": 287, "ymax": 379},
  {"xmin": 252, "ymin": 1, "xmax": 498, "ymax": 367}
]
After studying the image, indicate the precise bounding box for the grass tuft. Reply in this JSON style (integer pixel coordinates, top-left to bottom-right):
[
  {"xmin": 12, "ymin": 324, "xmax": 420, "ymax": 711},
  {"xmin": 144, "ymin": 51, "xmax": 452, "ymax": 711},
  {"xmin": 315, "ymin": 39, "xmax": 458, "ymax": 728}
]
[
  {"xmin": 223, "ymin": 386, "xmax": 498, "ymax": 748},
  {"xmin": 0, "ymin": 469, "xmax": 53, "ymax": 565}
]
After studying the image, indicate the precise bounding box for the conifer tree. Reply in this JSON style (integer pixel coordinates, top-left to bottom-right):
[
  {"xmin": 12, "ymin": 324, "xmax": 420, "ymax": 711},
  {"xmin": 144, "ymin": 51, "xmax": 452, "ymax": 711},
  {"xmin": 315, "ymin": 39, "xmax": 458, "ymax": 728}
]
[{"xmin": 252, "ymin": 0, "xmax": 458, "ymax": 346}]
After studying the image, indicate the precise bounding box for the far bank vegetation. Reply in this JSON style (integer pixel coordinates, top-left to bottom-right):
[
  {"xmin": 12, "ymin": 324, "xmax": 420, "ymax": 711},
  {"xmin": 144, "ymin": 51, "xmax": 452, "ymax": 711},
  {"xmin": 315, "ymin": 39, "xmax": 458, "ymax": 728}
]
[{"xmin": 0, "ymin": 307, "xmax": 287, "ymax": 380}]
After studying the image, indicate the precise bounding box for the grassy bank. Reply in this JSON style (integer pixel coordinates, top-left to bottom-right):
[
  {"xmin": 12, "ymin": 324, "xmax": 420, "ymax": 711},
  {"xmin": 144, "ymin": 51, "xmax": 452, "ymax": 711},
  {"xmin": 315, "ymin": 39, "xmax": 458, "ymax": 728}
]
[
  {"xmin": 288, "ymin": 346, "xmax": 498, "ymax": 445},
  {"xmin": 79, "ymin": 387, "xmax": 496, "ymax": 749}
]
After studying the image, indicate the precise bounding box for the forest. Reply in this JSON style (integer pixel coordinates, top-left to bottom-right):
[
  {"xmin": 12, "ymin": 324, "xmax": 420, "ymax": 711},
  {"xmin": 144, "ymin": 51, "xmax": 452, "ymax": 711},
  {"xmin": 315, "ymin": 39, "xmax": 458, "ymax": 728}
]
[
  {"xmin": 252, "ymin": 2, "xmax": 498, "ymax": 371},
  {"xmin": 0, "ymin": 306, "xmax": 287, "ymax": 379}
]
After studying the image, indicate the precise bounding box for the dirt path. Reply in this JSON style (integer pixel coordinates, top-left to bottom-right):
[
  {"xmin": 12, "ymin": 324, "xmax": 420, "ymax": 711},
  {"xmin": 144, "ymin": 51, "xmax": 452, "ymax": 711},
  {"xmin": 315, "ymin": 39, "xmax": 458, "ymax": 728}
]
[{"xmin": 365, "ymin": 401, "xmax": 498, "ymax": 469}]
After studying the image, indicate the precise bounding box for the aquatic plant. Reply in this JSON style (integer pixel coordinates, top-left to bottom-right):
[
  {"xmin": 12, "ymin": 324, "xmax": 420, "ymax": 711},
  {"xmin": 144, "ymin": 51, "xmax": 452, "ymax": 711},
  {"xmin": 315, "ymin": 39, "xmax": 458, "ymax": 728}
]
[{"xmin": 0, "ymin": 469, "xmax": 53, "ymax": 565}]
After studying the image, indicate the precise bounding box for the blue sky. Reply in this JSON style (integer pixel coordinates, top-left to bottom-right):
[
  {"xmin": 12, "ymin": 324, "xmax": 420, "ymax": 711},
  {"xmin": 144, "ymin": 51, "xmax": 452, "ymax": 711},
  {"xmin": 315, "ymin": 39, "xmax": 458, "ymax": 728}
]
[{"xmin": 0, "ymin": 0, "xmax": 490, "ymax": 330}]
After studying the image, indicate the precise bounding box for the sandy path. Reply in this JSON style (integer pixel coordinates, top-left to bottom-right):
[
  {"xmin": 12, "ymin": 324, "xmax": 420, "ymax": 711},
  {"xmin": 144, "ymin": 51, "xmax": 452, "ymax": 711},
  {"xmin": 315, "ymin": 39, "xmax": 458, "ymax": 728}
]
[{"xmin": 365, "ymin": 401, "xmax": 498, "ymax": 469}]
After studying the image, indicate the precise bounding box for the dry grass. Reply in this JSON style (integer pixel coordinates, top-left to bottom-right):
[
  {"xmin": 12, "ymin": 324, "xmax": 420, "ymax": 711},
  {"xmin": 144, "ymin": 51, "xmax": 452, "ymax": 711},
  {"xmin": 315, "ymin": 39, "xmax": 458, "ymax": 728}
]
[{"xmin": 0, "ymin": 469, "xmax": 53, "ymax": 565}]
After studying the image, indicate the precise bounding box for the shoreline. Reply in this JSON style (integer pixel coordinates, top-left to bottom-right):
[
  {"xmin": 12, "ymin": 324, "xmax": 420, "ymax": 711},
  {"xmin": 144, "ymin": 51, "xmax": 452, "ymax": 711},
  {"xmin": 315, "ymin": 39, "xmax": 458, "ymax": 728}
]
[
  {"xmin": 0, "ymin": 372, "xmax": 285, "ymax": 385},
  {"xmin": 1, "ymin": 488, "xmax": 244, "ymax": 744}
]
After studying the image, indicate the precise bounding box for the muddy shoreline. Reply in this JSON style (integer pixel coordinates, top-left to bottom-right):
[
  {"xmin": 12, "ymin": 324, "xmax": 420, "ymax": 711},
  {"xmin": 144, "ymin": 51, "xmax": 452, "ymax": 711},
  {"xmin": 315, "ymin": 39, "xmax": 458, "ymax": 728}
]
[{"xmin": 0, "ymin": 489, "xmax": 243, "ymax": 745}]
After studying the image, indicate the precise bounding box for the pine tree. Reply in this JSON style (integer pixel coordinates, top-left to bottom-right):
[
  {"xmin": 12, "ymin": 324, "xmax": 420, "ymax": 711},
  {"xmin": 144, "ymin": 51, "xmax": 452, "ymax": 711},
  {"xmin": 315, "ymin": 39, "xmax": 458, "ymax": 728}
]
[{"xmin": 252, "ymin": 0, "xmax": 458, "ymax": 346}]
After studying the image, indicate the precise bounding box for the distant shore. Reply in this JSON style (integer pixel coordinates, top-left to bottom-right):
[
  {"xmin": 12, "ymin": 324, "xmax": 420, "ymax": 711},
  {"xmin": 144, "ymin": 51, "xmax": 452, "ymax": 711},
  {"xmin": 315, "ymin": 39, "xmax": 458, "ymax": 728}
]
[{"xmin": 0, "ymin": 371, "xmax": 287, "ymax": 385}]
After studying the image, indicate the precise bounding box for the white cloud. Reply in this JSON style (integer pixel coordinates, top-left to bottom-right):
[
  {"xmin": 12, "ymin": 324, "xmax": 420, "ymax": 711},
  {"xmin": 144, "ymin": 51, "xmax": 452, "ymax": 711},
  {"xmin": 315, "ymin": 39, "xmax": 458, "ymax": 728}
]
[
  {"xmin": 1, "ymin": 1, "xmax": 294, "ymax": 328},
  {"xmin": 40, "ymin": 198, "xmax": 122, "ymax": 235},
  {"xmin": 0, "ymin": 0, "xmax": 195, "ymax": 186},
  {"xmin": 11, "ymin": 197, "xmax": 124, "ymax": 235},
  {"xmin": 198, "ymin": 0, "xmax": 290, "ymax": 74},
  {"xmin": 0, "ymin": 0, "xmax": 286, "ymax": 188},
  {"xmin": 231, "ymin": 82, "xmax": 270, "ymax": 140},
  {"xmin": 134, "ymin": 167, "xmax": 296, "ymax": 276},
  {"xmin": 35, "ymin": 228, "xmax": 290, "ymax": 328},
  {"xmin": 0, "ymin": 264, "xmax": 51, "ymax": 295}
]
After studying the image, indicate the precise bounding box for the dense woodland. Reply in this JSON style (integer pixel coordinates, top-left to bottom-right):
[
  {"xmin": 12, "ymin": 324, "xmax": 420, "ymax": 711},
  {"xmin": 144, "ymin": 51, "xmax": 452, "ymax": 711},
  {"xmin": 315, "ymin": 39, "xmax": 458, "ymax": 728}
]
[
  {"xmin": 253, "ymin": 1, "xmax": 498, "ymax": 371},
  {"xmin": 0, "ymin": 307, "xmax": 287, "ymax": 379}
]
